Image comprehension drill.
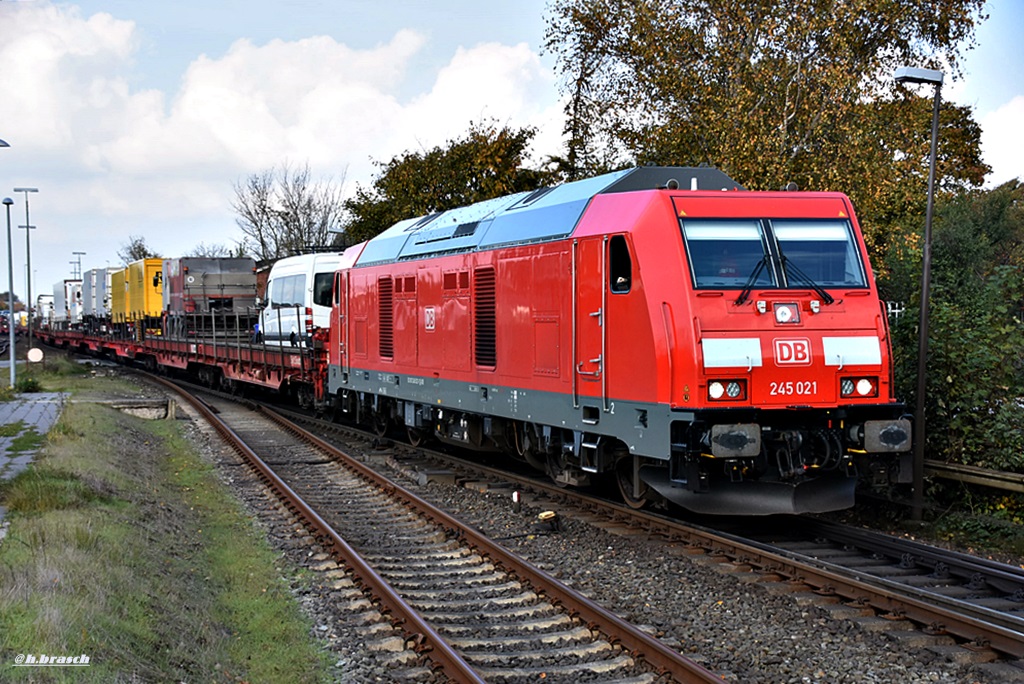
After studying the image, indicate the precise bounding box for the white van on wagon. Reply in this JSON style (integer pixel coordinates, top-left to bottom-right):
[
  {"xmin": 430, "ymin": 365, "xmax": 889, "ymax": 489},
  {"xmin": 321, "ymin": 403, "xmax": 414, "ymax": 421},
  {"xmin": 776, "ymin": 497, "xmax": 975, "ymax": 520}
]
[{"xmin": 258, "ymin": 252, "xmax": 344, "ymax": 346}]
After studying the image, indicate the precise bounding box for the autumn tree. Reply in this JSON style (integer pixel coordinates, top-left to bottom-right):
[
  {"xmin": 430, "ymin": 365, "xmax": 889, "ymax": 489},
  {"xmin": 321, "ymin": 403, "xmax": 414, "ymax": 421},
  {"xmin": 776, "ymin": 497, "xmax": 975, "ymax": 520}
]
[
  {"xmin": 117, "ymin": 235, "xmax": 160, "ymax": 264},
  {"xmin": 543, "ymin": 0, "xmax": 989, "ymax": 246},
  {"xmin": 0, "ymin": 292, "xmax": 21, "ymax": 312},
  {"xmin": 882, "ymin": 182, "xmax": 1024, "ymax": 468},
  {"xmin": 341, "ymin": 122, "xmax": 554, "ymax": 244},
  {"xmin": 233, "ymin": 162, "xmax": 346, "ymax": 261}
]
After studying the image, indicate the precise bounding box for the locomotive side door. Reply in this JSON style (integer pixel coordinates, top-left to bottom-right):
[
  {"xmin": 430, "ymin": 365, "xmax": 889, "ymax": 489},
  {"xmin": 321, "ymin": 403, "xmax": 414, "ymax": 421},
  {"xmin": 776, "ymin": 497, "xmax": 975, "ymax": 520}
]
[
  {"xmin": 573, "ymin": 237, "xmax": 607, "ymax": 410},
  {"xmin": 333, "ymin": 270, "xmax": 349, "ymax": 379}
]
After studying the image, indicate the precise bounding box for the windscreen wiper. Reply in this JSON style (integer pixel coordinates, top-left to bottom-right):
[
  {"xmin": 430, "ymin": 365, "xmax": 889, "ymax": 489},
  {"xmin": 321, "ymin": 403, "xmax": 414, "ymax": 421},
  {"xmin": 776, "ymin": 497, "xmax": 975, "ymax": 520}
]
[
  {"xmin": 735, "ymin": 255, "xmax": 769, "ymax": 306},
  {"xmin": 781, "ymin": 256, "xmax": 834, "ymax": 305}
]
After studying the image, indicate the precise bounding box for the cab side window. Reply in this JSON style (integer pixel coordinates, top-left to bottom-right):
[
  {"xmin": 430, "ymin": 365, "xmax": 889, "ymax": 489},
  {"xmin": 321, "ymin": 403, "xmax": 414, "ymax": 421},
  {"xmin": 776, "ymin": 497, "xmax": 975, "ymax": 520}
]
[{"xmin": 609, "ymin": 235, "xmax": 632, "ymax": 293}]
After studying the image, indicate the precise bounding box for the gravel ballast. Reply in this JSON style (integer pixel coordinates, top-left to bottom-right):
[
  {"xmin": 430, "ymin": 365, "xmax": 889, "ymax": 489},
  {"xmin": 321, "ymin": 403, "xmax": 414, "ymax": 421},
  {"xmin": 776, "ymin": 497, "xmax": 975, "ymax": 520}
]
[{"xmin": 160, "ymin": 381, "xmax": 1018, "ymax": 683}]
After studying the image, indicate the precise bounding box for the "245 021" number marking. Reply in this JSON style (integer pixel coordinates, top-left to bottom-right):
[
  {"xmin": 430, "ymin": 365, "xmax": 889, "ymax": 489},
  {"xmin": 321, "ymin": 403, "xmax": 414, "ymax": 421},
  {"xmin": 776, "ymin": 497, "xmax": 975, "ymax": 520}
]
[{"xmin": 769, "ymin": 380, "xmax": 817, "ymax": 396}]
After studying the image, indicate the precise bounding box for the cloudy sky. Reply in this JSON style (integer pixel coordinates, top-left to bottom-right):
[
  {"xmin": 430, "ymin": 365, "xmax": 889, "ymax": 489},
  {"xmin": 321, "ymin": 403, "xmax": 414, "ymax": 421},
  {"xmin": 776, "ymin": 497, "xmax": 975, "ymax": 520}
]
[{"xmin": 0, "ymin": 0, "xmax": 1021, "ymax": 303}]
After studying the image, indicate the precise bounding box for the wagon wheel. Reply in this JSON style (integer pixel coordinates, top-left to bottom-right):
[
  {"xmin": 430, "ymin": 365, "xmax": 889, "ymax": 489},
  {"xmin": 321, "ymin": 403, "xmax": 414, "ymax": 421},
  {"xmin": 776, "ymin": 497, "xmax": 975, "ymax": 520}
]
[{"xmin": 616, "ymin": 454, "xmax": 651, "ymax": 510}]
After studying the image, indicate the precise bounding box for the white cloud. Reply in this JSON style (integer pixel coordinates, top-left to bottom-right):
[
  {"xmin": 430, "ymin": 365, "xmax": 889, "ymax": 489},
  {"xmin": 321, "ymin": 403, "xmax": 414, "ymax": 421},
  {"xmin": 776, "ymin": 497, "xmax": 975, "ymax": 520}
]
[
  {"xmin": 0, "ymin": 6, "xmax": 139, "ymax": 145},
  {"xmin": 89, "ymin": 32, "xmax": 563, "ymax": 184},
  {"xmin": 979, "ymin": 96, "xmax": 1024, "ymax": 187},
  {"xmin": 0, "ymin": 3, "xmax": 565, "ymax": 295}
]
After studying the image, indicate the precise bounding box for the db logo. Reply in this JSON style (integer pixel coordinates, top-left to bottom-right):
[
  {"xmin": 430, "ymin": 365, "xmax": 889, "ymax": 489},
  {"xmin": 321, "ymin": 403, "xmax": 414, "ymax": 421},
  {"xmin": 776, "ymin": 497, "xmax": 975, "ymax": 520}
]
[
  {"xmin": 423, "ymin": 306, "xmax": 436, "ymax": 331},
  {"xmin": 774, "ymin": 338, "xmax": 812, "ymax": 366}
]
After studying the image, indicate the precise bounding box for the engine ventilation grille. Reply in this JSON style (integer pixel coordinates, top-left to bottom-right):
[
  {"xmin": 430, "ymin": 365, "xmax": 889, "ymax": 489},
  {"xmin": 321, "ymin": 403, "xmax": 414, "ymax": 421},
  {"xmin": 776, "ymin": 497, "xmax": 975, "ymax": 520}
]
[
  {"xmin": 378, "ymin": 276, "xmax": 394, "ymax": 359},
  {"xmin": 474, "ymin": 267, "xmax": 496, "ymax": 368}
]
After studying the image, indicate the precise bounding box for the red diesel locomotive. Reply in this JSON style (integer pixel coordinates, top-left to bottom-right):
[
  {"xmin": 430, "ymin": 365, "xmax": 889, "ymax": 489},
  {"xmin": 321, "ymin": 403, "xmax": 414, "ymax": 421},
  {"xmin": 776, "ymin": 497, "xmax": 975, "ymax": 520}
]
[{"xmin": 326, "ymin": 166, "xmax": 911, "ymax": 515}]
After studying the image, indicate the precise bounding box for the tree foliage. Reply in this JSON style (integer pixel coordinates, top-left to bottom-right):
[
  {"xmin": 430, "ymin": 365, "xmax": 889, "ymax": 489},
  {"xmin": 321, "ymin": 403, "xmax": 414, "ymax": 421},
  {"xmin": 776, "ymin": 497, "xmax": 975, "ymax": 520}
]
[
  {"xmin": 883, "ymin": 182, "xmax": 1024, "ymax": 469},
  {"xmin": 0, "ymin": 291, "xmax": 22, "ymax": 311},
  {"xmin": 544, "ymin": 0, "xmax": 989, "ymax": 249},
  {"xmin": 117, "ymin": 235, "xmax": 160, "ymax": 264},
  {"xmin": 341, "ymin": 122, "xmax": 554, "ymax": 245},
  {"xmin": 544, "ymin": 1, "xmax": 1018, "ymax": 473},
  {"xmin": 233, "ymin": 162, "xmax": 346, "ymax": 261}
]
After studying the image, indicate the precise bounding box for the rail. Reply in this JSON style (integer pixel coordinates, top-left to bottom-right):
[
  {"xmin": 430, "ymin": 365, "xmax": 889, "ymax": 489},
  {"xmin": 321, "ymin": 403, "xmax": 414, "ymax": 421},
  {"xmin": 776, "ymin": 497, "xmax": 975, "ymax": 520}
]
[
  {"xmin": 146, "ymin": 374, "xmax": 486, "ymax": 683},
  {"xmin": 926, "ymin": 459, "xmax": 1024, "ymax": 495},
  {"xmin": 275, "ymin": 412, "xmax": 1024, "ymax": 662},
  {"xmin": 152, "ymin": 374, "xmax": 723, "ymax": 683},
  {"xmin": 260, "ymin": 404, "xmax": 723, "ymax": 682}
]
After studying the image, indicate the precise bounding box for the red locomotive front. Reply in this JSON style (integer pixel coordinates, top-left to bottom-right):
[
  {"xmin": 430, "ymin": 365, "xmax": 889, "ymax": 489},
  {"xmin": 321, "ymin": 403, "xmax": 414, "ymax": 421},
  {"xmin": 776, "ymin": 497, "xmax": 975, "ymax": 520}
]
[
  {"xmin": 577, "ymin": 190, "xmax": 911, "ymax": 513},
  {"xmin": 326, "ymin": 167, "xmax": 911, "ymax": 515}
]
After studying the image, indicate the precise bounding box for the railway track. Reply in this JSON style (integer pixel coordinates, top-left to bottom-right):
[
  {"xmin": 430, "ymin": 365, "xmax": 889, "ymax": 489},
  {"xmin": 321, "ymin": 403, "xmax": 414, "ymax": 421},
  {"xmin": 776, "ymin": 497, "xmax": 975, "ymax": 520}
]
[
  {"xmin": 127, "ymin": 368, "xmax": 1024, "ymax": 681},
  {"xmin": 262, "ymin": 404, "xmax": 1024, "ymax": 674},
  {"xmin": 153, "ymin": 375, "xmax": 721, "ymax": 683},
  {"xmin": 738, "ymin": 517, "xmax": 1024, "ymax": 652}
]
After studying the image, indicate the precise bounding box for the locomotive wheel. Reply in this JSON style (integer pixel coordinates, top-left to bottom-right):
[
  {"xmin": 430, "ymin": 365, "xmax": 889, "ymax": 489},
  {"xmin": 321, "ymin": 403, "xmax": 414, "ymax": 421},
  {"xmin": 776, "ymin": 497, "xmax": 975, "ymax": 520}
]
[
  {"xmin": 545, "ymin": 453, "xmax": 571, "ymax": 488},
  {"xmin": 406, "ymin": 426, "xmax": 427, "ymax": 447},
  {"xmin": 371, "ymin": 411, "xmax": 390, "ymax": 438},
  {"xmin": 616, "ymin": 455, "xmax": 651, "ymax": 509}
]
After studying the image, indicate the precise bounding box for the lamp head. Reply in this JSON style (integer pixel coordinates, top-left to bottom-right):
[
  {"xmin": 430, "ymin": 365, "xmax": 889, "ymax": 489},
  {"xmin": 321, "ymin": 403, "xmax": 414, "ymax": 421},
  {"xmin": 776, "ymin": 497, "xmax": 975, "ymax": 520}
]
[
  {"xmin": 2, "ymin": 198, "xmax": 13, "ymax": 207},
  {"xmin": 0, "ymin": 139, "xmax": 9, "ymax": 148},
  {"xmin": 894, "ymin": 66, "xmax": 944, "ymax": 86}
]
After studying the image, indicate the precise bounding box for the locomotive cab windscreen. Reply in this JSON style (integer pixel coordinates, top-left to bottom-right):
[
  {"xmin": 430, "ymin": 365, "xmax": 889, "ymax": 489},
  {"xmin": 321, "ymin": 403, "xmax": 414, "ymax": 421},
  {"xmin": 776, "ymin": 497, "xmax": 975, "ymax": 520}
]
[{"xmin": 681, "ymin": 218, "xmax": 868, "ymax": 291}]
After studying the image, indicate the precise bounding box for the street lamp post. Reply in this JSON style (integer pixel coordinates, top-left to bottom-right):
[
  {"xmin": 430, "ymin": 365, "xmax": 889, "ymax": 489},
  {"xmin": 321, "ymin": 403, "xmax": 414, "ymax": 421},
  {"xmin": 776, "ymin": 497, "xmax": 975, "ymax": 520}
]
[
  {"xmin": 895, "ymin": 65, "xmax": 943, "ymax": 522},
  {"xmin": 14, "ymin": 187, "xmax": 38, "ymax": 349},
  {"xmin": 3, "ymin": 197, "xmax": 15, "ymax": 388}
]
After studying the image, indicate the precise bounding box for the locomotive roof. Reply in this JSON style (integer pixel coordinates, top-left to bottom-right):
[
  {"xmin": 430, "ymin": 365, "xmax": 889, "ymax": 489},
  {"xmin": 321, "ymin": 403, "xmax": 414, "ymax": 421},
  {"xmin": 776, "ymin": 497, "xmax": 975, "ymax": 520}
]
[{"xmin": 354, "ymin": 166, "xmax": 742, "ymax": 266}]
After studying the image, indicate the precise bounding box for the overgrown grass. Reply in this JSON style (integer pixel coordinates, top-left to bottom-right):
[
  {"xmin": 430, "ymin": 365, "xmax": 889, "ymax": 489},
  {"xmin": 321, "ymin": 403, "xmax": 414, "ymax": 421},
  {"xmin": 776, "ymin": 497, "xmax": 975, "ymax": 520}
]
[
  {"xmin": 0, "ymin": 421, "xmax": 25, "ymax": 437},
  {"xmin": 0, "ymin": 355, "xmax": 97, "ymax": 403},
  {"xmin": 10, "ymin": 428, "xmax": 46, "ymax": 454},
  {"xmin": 0, "ymin": 387, "xmax": 329, "ymax": 682},
  {"xmin": 19, "ymin": 355, "xmax": 102, "ymax": 392},
  {"xmin": 925, "ymin": 484, "xmax": 1024, "ymax": 559}
]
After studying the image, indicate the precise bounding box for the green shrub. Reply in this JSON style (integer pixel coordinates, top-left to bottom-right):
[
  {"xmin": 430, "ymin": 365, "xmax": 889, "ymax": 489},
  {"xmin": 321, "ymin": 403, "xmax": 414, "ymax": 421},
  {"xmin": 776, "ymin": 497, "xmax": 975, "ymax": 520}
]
[{"xmin": 15, "ymin": 376, "xmax": 42, "ymax": 393}]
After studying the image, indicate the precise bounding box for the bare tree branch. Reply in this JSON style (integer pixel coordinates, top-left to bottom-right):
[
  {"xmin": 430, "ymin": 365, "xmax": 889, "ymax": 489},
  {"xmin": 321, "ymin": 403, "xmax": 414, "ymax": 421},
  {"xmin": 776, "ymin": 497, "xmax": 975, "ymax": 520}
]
[{"xmin": 232, "ymin": 162, "xmax": 347, "ymax": 260}]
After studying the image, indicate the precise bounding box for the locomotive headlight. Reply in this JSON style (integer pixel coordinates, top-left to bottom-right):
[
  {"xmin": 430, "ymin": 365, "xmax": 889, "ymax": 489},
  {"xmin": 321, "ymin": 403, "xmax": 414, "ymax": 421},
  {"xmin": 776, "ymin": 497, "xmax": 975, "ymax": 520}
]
[
  {"xmin": 708, "ymin": 381, "xmax": 726, "ymax": 399},
  {"xmin": 841, "ymin": 377, "xmax": 878, "ymax": 398},
  {"xmin": 708, "ymin": 379, "xmax": 746, "ymax": 401}
]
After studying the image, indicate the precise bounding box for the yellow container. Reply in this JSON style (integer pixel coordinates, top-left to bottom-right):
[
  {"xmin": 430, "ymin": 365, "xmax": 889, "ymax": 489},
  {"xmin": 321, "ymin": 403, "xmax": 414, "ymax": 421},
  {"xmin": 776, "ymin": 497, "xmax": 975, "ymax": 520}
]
[
  {"xmin": 127, "ymin": 258, "xmax": 163, "ymax": 320},
  {"xmin": 110, "ymin": 268, "xmax": 128, "ymax": 323}
]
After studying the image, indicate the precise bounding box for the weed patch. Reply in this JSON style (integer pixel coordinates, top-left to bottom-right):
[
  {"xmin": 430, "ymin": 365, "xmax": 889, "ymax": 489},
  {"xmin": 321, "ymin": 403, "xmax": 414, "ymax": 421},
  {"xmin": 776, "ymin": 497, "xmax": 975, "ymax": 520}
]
[
  {"xmin": 0, "ymin": 468, "xmax": 112, "ymax": 514},
  {"xmin": 10, "ymin": 428, "xmax": 45, "ymax": 453},
  {"xmin": 15, "ymin": 376, "xmax": 42, "ymax": 393},
  {"xmin": 0, "ymin": 385, "xmax": 327, "ymax": 682},
  {"xmin": 0, "ymin": 421, "xmax": 25, "ymax": 437}
]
